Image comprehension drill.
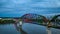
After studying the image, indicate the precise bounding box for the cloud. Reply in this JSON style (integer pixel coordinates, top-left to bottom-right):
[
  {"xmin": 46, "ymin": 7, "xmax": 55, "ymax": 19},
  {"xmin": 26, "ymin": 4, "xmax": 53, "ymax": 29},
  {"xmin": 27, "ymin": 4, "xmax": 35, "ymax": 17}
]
[
  {"xmin": 30, "ymin": 0, "xmax": 60, "ymax": 8},
  {"xmin": 0, "ymin": 0, "xmax": 60, "ymax": 17}
]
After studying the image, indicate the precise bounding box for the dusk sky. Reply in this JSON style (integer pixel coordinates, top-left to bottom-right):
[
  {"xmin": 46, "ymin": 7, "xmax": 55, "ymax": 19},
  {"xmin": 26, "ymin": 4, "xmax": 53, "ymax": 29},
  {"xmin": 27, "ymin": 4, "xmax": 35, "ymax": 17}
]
[{"xmin": 0, "ymin": 0, "xmax": 60, "ymax": 17}]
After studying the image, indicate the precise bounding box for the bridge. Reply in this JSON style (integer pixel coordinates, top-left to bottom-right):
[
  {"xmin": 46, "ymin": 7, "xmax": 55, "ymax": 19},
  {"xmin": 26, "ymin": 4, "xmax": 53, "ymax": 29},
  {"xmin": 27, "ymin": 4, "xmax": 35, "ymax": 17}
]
[
  {"xmin": 0, "ymin": 13, "xmax": 60, "ymax": 29},
  {"xmin": 0, "ymin": 13, "xmax": 60, "ymax": 34},
  {"xmin": 14, "ymin": 13, "xmax": 60, "ymax": 34},
  {"xmin": 13, "ymin": 13, "xmax": 60, "ymax": 30}
]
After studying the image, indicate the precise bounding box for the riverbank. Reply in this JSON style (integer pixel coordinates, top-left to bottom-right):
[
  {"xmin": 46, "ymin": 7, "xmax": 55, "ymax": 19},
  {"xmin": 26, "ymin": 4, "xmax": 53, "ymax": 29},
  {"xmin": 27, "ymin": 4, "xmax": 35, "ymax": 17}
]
[{"xmin": 0, "ymin": 19, "xmax": 15, "ymax": 24}]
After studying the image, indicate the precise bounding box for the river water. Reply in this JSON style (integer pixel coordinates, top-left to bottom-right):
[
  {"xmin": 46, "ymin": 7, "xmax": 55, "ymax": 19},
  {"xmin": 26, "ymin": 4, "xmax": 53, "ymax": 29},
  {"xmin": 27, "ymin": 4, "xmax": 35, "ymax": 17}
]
[{"xmin": 0, "ymin": 23, "xmax": 60, "ymax": 34}]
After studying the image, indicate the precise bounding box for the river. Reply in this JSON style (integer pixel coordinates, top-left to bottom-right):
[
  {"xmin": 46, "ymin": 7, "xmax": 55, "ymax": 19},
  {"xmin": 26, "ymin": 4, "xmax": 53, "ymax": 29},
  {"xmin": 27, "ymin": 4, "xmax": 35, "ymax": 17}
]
[{"xmin": 0, "ymin": 23, "xmax": 60, "ymax": 34}]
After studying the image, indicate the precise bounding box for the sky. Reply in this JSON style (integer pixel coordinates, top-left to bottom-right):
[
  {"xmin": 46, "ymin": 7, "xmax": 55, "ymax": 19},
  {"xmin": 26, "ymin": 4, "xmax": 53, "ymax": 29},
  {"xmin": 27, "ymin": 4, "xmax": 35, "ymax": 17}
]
[{"xmin": 0, "ymin": 0, "xmax": 60, "ymax": 17}]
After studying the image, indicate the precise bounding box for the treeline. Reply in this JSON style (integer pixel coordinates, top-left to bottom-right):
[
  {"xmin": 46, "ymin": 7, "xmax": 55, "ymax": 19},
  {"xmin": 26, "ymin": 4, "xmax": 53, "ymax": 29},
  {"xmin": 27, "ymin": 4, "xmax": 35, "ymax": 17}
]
[{"xmin": 0, "ymin": 19, "xmax": 15, "ymax": 24}]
